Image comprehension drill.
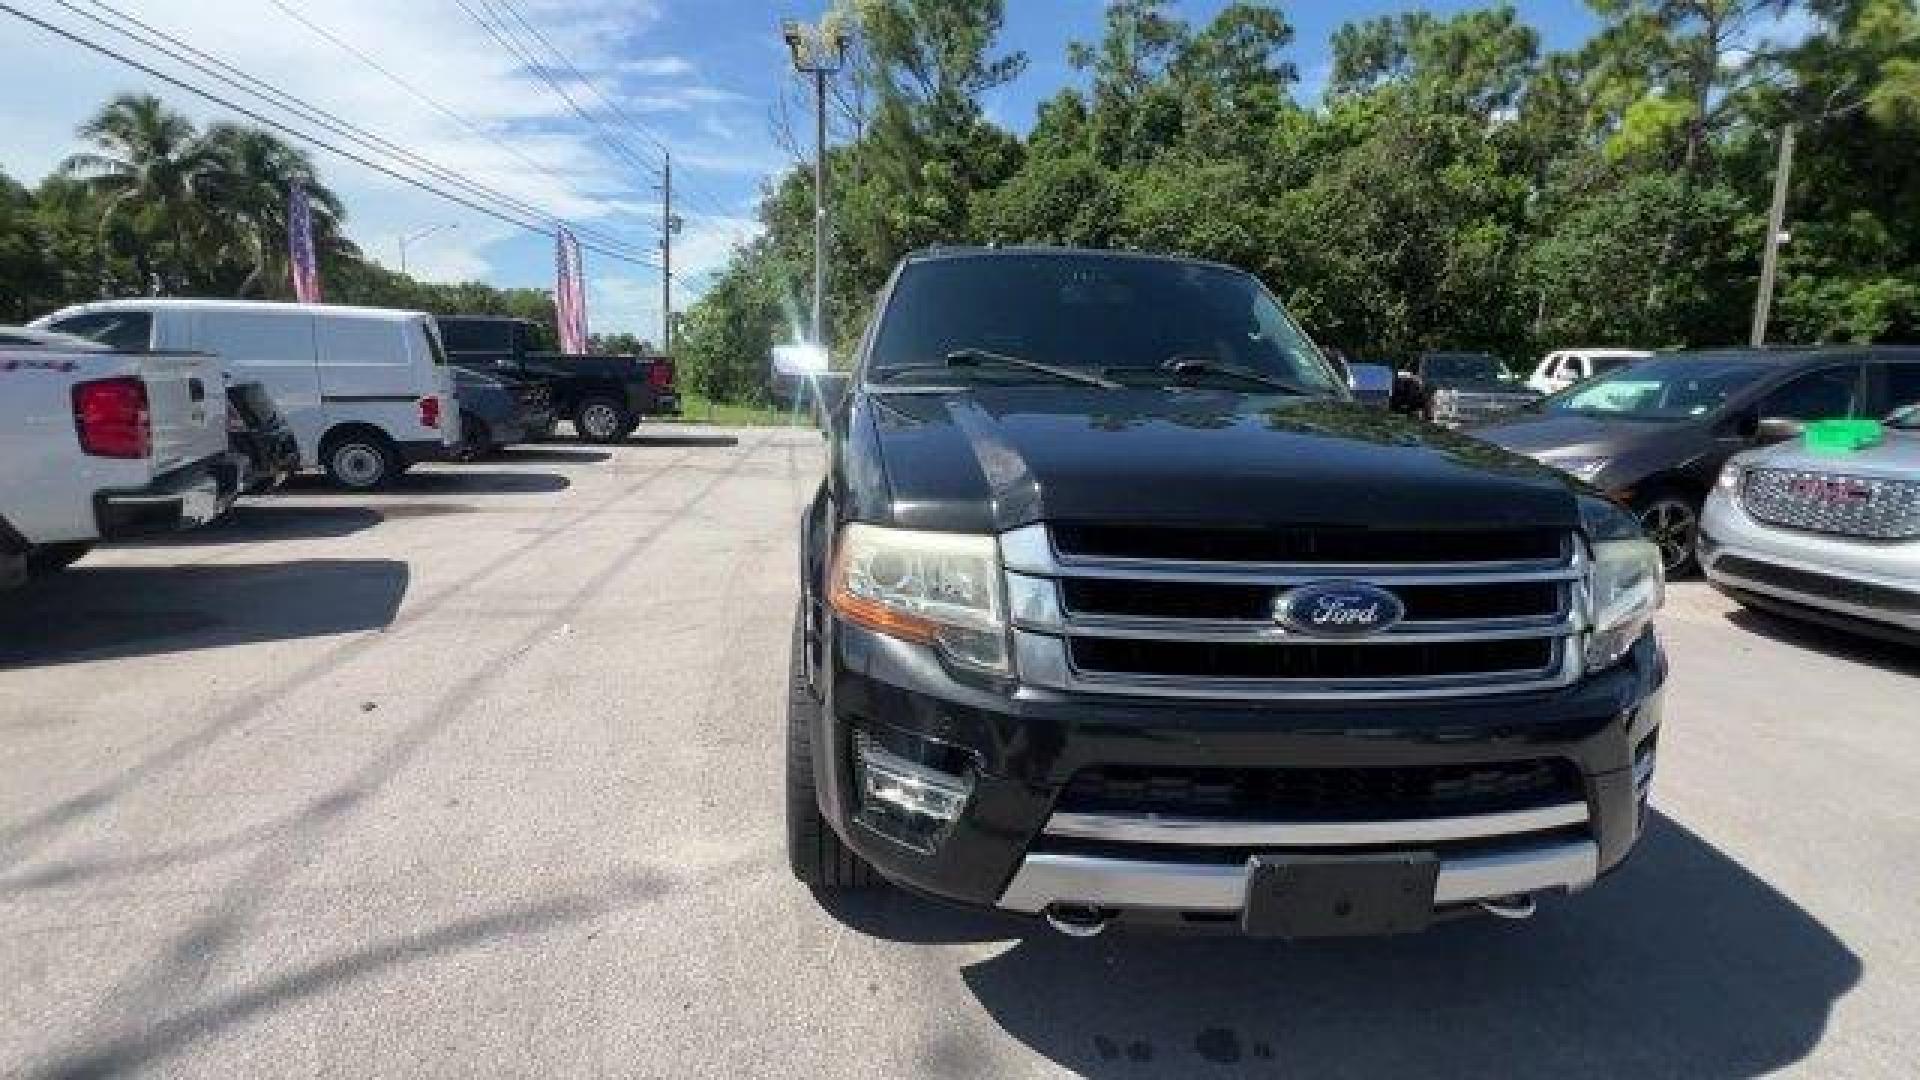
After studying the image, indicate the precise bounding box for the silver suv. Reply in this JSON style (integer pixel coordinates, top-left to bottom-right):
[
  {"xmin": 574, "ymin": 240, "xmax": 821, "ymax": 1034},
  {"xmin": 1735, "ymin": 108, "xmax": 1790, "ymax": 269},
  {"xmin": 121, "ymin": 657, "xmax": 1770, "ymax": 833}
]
[{"xmin": 1701, "ymin": 408, "xmax": 1920, "ymax": 644}]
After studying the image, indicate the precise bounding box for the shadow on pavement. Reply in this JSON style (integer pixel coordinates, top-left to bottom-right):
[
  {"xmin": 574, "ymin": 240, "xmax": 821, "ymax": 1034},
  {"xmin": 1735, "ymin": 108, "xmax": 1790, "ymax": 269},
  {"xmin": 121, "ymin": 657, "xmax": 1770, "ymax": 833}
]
[
  {"xmin": 284, "ymin": 470, "xmax": 570, "ymax": 495},
  {"xmin": 1723, "ymin": 604, "xmax": 1920, "ymax": 677},
  {"xmin": 495, "ymin": 447, "xmax": 614, "ymax": 464},
  {"xmin": 624, "ymin": 434, "xmax": 742, "ymax": 448},
  {"xmin": 822, "ymin": 815, "xmax": 1857, "ymax": 1079},
  {"xmin": 113, "ymin": 504, "xmax": 382, "ymax": 547},
  {"xmin": 0, "ymin": 560, "xmax": 408, "ymax": 669}
]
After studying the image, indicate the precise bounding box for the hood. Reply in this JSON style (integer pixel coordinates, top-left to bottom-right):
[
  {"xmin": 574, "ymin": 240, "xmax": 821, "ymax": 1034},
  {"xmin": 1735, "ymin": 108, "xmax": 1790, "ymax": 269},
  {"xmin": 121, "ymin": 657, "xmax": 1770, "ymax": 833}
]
[
  {"xmin": 1469, "ymin": 410, "xmax": 1692, "ymax": 459},
  {"xmin": 1738, "ymin": 428, "xmax": 1920, "ymax": 478},
  {"xmin": 856, "ymin": 387, "xmax": 1583, "ymax": 534}
]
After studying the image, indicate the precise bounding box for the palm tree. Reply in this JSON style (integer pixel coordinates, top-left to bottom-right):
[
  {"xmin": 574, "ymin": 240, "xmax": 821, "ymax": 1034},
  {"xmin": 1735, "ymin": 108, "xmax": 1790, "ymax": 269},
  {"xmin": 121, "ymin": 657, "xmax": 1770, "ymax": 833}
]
[
  {"xmin": 61, "ymin": 94, "xmax": 221, "ymax": 294},
  {"xmin": 199, "ymin": 123, "xmax": 346, "ymax": 297}
]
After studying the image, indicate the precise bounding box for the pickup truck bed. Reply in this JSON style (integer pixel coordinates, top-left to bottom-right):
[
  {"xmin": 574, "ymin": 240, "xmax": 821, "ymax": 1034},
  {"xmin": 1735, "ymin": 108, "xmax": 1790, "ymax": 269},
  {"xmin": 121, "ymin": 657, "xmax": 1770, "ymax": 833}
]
[{"xmin": 1, "ymin": 332, "xmax": 236, "ymax": 584}]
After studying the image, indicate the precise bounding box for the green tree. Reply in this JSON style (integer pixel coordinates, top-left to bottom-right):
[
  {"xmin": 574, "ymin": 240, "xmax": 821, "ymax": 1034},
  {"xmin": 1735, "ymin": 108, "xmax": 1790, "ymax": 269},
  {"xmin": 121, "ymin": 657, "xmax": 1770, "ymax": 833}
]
[
  {"xmin": 199, "ymin": 123, "xmax": 347, "ymax": 297},
  {"xmin": 61, "ymin": 94, "xmax": 220, "ymax": 294}
]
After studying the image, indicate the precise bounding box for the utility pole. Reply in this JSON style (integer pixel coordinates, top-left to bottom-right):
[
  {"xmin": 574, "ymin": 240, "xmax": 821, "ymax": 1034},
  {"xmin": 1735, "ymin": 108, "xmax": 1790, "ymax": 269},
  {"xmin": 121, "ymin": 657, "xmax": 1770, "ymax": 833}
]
[
  {"xmin": 783, "ymin": 17, "xmax": 847, "ymax": 349},
  {"xmin": 1750, "ymin": 123, "xmax": 1796, "ymax": 348},
  {"xmin": 659, "ymin": 152, "xmax": 676, "ymax": 352}
]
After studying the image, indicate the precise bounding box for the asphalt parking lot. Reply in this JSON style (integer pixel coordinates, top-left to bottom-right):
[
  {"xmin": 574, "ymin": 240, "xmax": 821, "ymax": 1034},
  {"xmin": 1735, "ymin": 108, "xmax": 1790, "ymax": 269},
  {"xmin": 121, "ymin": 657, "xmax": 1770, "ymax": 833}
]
[{"xmin": 1, "ymin": 429, "xmax": 1915, "ymax": 1079}]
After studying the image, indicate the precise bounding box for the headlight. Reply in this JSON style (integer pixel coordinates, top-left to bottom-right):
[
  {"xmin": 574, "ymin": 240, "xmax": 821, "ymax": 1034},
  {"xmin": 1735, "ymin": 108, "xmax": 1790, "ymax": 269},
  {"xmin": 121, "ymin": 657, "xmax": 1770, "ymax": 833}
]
[
  {"xmin": 1584, "ymin": 537, "xmax": 1664, "ymax": 671},
  {"xmin": 1716, "ymin": 460, "xmax": 1744, "ymax": 494},
  {"xmin": 829, "ymin": 524, "xmax": 1007, "ymax": 672},
  {"xmin": 1549, "ymin": 456, "xmax": 1610, "ymax": 482}
]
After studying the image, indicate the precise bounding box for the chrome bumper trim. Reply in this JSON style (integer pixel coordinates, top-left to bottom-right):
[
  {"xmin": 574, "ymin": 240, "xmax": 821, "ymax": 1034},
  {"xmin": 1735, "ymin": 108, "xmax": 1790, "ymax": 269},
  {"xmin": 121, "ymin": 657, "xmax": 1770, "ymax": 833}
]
[
  {"xmin": 996, "ymin": 839, "xmax": 1600, "ymax": 915},
  {"xmin": 1044, "ymin": 801, "xmax": 1589, "ymax": 847}
]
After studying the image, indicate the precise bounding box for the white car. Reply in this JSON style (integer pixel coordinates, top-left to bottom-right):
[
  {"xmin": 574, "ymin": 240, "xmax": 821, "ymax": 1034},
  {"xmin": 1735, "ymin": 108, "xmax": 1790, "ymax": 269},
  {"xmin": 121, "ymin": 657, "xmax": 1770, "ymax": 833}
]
[
  {"xmin": 35, "ymin": 299, "xmax": 460, "ymax": 490},
  {"xmin": 0, "ymin": 327, "xmax": 236, "ymax": 587},
  {"xmin": 1527, "ymin": 349, "xmax": 1652, "ymax": 396}
]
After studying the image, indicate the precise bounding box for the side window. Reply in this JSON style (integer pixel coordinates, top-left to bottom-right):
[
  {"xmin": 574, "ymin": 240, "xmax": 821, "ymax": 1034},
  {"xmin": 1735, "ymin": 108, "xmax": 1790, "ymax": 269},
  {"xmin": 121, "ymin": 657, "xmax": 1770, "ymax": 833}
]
[
  {"xmin": 50, "ymin": 311, "xmax": 152, "ymax": 351},
  {"xmin": 1754, "ymin": 365, "xmax": 1864, "ymax": 422},
  {"xmin": 1879, "ymin": 362, "xmax": 1920, "ymax": 415}
]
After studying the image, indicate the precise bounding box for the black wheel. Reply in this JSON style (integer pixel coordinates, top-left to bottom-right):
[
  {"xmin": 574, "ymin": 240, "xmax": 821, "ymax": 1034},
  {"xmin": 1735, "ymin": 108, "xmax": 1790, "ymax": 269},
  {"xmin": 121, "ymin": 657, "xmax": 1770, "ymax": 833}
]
[
  {"xmin": 1635, "ymin": 489, "xmax": 1701, "ymax": 576},
  {"xmin": 574, "ymin": 396, "xmax": 631, "ymax": 443},
  {"xmin": 26, "ymin": 543, "xmax": 92, "ymax": 578},
  {"xmin": 462, "ymin": 412, "xmax": 494, "ymax": 457},
  {"xmin": 322, "ymin": 430, "xmax": 399, "ymax": 490},
  {"xmin": 787, "ymin": 604, "xmax": 879, "ymax": 890}
]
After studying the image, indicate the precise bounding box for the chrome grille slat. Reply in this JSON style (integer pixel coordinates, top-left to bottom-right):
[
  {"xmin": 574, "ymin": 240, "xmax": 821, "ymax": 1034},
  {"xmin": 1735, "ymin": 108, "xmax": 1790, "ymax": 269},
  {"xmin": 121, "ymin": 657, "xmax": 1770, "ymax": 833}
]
[{"xmin": 1002, "ymin": 523, "xmax": 1585, "ymax": 700}]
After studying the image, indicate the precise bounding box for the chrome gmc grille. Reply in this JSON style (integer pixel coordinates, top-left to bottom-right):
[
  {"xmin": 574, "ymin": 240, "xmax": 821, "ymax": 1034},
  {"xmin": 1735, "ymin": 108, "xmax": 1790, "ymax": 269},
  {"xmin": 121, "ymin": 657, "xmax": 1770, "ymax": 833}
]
[
  {"xmin": 1741, "ymin": 468, "xmax": 1920, "ymax": 540},
  {"xmin": 1001, "ymin": 523, "xmax": 1585, "ymax": 700}
]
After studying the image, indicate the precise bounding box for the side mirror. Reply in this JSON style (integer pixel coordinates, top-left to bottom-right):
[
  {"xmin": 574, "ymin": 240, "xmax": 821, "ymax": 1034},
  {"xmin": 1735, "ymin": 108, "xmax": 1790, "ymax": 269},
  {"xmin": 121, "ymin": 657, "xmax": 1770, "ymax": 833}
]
[
  {"xmin": 807, "ymin": 371, "xmax": 851, "ymax": 432},
  {"xmin": 1754, "ymin": 416, "xmax": 1804, "ymax": 446}
]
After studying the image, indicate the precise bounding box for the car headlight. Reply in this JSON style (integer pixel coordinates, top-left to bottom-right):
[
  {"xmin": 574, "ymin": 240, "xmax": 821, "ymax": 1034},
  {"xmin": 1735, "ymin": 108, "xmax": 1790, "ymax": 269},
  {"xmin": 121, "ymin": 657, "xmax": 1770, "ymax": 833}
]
[
  {"xmin": 1716, "ymin": 459, "xmax": 1745, "ymax": 494},
  {"xmin": 1549, "ymin": 456, "xmax": 1611, "ymax": 482},
  {"xmin": 829, "ymin": 523, "xmax": 1008, "ymax": 672},
  {"xmin": 1584, "ymin": 537, "xmax": 1664, "ymax": 671}
]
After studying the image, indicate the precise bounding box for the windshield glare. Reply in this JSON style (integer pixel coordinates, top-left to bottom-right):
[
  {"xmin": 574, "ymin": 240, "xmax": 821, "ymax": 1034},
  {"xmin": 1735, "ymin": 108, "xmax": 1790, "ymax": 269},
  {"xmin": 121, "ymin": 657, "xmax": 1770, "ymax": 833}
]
[
  {"xmin": 866, "ymin": 253, "xmax": 1342, "ymax": 394},
  {"xmin": 1551, "ymin": 358, "xmax": 1773, "ymax": 419}
]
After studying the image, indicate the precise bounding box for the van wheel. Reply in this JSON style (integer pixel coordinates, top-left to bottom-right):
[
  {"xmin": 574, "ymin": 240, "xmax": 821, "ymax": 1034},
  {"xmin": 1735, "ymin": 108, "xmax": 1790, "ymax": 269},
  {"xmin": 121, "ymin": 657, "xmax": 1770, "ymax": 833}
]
[
  {"xmin": 787, "ymin": 604, "xmax": 879, "ymax": 890},
  {"xmin": 575, "ymin": 396, "xmax": 630, "ymax": 443},
  {"xmin": 26, "ymin": 543, "xmax": 92, "ymax": 578},
  {"xmin": 322, "ymin": 431, "xmax": 398, "ymax": 490}
]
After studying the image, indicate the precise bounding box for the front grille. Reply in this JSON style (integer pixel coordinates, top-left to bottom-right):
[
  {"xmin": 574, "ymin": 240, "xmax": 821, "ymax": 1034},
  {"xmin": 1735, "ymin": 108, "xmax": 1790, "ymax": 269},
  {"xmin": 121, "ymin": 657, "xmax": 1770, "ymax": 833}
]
[
  {"xmin": 1741, "ymin": 468, "xmax": 1920, "ymax": 540},
  {"xmin": 1059, "ymin": 760, "xmax": 1583, "ymax": 821},
  {"xmin": 1061, "ymin": 579, "xmax": 1562, "ymax": 623},
  {"xmin": 1008, "ymin": 523, "xmax": 1581, "ymax": 699},
  {"xmin": 1050, "ymin": 524, "xmax": 1564, "ymax": 565},
  {"xmin": 1715, "ymin": 555, "xmax": 1920, "ymax": 614},
  {"xmin": 1070, "ymin": 637, "xmax": 1555, "ymax": 681}
]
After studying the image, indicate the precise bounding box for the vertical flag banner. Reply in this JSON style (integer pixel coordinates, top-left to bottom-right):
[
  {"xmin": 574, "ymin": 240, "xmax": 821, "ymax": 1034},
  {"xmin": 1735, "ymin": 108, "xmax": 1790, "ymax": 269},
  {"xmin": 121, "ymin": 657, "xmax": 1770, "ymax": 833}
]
[
  {"xmin": 288, "ymin": 183, "xmax": 322, "ymax": 304},
  {"xmin": 555, "ymin": 226, "xmax": 589, "ymax": 353}
]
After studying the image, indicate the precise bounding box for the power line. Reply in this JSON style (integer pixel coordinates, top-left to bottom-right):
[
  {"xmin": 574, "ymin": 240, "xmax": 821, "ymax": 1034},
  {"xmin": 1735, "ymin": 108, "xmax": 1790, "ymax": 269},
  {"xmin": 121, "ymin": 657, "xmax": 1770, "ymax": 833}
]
[
  {"xmin": 260, "ymin": 0, "xmax": 652, "ymax": 243},
  {"xmin": 1, "ymin": 3, "xmax": 662, "ymax": 269},
  {"xmin": 63, "ymin": 0, "xmax": 656, "ymax": 259}
]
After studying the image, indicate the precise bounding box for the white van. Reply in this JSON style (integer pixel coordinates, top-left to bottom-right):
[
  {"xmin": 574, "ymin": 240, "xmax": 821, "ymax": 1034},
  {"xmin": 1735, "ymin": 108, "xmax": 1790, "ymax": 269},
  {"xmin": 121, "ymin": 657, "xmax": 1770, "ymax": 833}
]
[
  {"xmin": 1526, "ymin": 348, "xmax": 1652, "ymax": 396},
  {"xmin": 34, "ymin": 300, "xmax": 460, "ymax": 489}
]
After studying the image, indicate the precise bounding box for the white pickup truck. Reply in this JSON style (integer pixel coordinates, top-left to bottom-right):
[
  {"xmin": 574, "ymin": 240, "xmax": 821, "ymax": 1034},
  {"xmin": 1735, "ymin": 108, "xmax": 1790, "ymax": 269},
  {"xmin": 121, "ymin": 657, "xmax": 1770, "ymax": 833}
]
[{"xmin": 1, "ymin": 328, "xmax": 237, "ymax": 589}]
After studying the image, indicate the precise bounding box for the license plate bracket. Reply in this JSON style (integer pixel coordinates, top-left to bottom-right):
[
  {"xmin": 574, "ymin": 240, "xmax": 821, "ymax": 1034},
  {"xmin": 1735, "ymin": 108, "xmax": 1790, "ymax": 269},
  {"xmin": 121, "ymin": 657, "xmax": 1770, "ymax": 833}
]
[{"xmin": 1242, "ymin": 852, "xmax": 1439, "ymax": 938}]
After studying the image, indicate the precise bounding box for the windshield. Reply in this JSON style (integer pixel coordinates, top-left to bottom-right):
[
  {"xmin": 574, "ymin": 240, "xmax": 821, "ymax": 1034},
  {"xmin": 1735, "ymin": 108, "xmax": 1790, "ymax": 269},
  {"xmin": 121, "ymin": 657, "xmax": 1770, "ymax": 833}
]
[
  {"xmin": 1549, "ymin": 358, "xmax": 1774, "ymax": 420},
  {"xmin": 1422, "ymin": 354, "xmax": 1513, "ymax": 384},
  {"xmin": 866, "ymin": 252, "xmax": 1342, "ymax": 394}
]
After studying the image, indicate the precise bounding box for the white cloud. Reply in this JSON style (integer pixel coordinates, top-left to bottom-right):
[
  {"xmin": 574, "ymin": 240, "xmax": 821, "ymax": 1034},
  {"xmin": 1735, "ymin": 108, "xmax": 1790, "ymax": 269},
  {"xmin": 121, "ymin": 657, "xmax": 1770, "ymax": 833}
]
[{"xmin": 620, "ymin": 56, "xmax": 695, "ymax": 78}]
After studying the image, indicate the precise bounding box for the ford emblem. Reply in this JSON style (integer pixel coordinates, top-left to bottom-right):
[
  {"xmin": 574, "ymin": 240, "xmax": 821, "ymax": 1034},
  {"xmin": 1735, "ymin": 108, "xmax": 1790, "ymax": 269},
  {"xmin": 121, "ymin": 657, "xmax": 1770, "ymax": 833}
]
[{"xmin": 1274, "ymin": 582, "xmax": 1405, "ymax": 638}]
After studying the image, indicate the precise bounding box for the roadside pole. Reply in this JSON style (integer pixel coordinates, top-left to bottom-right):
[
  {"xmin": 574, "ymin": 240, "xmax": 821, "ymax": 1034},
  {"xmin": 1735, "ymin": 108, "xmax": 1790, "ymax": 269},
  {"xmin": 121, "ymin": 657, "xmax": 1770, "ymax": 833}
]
[{"xmin": 1750, "ymin": 123, "xmax": 1795, "ymax": 348}]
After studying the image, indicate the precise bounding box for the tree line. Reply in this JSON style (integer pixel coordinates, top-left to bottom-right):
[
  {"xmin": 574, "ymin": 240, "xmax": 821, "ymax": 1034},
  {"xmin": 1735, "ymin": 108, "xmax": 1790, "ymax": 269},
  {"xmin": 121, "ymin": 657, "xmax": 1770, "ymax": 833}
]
[
  {"xmin": 676, "ymin": 0, "xmax": 1920, "ymax": 404},
  {"xmin": 0, "ymin": 93, "xmax": 555, "ymax": 332}
]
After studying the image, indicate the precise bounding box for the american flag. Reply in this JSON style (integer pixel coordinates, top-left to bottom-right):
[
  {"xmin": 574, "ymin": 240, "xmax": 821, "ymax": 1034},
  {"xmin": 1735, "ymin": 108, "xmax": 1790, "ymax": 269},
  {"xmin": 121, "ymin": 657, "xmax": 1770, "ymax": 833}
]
[
  {"xmin": 287, "ymin": 183, "xmax": 322, "ymax": 303},
  {"xmin": 555, "ymin": 226, "xmax": 589, "ymax": 353}
]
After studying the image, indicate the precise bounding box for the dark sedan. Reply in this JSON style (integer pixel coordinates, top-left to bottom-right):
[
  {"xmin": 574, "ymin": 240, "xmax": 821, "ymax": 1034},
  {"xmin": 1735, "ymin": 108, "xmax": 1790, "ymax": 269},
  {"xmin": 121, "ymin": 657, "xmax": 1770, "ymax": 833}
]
[{"xmin": 1471, "ymin": 347, "xmax": 1920, "ymax": 573}]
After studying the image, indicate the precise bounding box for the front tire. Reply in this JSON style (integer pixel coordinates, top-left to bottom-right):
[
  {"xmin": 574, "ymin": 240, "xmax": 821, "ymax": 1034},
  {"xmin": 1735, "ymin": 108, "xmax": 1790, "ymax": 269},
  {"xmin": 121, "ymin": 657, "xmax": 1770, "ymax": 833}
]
[
  {"xmin": 574, "ymin": 396, "xmax": 631, "ymax": 444},
  {"xmin": 26, "ymin": 543, "xmax": 92, "ymax": 578},
  {"xmin": 787, "ymin": 604, "xmax": 879, "ymax": 890},
  {"xmin": 322, "ymin": 431, "xmax": 399, "ymax": 491},
  {"xmin": 1635, "ymin": 489, "xmax": 1701, "ymax": 577}
]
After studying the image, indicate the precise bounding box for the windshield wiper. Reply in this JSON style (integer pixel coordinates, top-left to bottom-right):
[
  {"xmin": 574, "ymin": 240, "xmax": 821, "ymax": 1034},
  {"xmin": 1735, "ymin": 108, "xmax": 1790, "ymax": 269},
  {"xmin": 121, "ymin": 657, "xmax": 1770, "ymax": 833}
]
[
  {"xmin": 934, "ymin": 348, "xmax": 1121, "ymax": 389},
  {"xmin": 1134, "ymin": 354, "xmax": 1314, "ymax": 396}
]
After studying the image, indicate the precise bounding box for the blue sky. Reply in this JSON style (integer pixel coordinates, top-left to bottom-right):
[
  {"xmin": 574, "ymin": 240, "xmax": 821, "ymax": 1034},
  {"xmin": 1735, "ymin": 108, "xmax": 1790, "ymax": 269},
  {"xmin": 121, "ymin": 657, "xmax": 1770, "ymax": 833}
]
[{"xmin": 0, "ymin": 2, "xmax": 1648, "ymax": 338}]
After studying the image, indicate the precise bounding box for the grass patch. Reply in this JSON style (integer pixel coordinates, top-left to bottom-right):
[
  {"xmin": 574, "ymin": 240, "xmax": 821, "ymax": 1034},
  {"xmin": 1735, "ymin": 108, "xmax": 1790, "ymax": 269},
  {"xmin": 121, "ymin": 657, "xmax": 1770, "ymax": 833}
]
[{"xmin": 665, "ymin": 394, "xmax": 810, "ymax": 427}]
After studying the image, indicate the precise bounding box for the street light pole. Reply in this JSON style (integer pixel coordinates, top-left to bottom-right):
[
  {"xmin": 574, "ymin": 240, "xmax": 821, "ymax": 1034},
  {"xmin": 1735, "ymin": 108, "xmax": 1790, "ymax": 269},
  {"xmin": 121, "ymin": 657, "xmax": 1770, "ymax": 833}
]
[
  {"xmin": 1750, "ymin": 123, "xmax": 1795, "ymax": 348},
  {"xmin": 783, "ymin": 17, "xmax": 847, "ymax": 350},
  {"xmin": 398, "ymin": 223, "xmax": 456, "ymax": 276}
]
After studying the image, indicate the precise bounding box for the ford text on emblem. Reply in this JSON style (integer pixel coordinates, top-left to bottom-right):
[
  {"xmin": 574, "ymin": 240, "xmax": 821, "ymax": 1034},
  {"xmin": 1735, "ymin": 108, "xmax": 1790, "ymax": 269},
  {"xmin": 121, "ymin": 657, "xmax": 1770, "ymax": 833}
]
[{"xmin": 1274, "ymin": 582, "xmax": 1406, "ymax": 638}]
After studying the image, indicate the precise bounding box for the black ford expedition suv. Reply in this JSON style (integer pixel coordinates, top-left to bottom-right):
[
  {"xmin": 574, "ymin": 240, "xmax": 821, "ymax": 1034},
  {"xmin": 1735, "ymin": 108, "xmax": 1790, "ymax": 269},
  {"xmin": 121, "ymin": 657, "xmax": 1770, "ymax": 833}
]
[{"xmin": 790, "ymin": 247, "xmax": 1668, "ymax": 938}]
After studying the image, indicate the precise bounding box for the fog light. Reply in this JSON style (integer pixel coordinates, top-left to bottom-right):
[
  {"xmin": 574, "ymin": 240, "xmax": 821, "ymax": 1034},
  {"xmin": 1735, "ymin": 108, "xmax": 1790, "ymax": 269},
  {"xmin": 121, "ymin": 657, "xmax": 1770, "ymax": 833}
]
[{"xmin": 852, "ymin": 727, "xmax": 974, "ymax": 852}]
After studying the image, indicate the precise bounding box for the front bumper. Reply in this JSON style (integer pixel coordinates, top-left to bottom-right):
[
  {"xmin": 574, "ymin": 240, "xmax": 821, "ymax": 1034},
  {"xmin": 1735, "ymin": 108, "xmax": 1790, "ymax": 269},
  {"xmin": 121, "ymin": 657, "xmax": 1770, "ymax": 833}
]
[
  {"xmin": 815, "ymin": 618, "xmax": 1665, "ymax": 930},
  {"xmin": 1700, "ymin": 491, "xmax": 1920, "ymax": 639},
  {"xmin": 94, "ymin": 455, "xmax": 239, "ymax": 538}
]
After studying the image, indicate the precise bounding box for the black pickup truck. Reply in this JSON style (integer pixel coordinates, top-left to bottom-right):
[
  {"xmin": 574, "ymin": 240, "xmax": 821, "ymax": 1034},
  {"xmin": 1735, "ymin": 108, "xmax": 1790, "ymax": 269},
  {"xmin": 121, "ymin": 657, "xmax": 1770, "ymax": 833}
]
[
  {"xmin": 791, "ymin": 246, "xmax": 1668, "ymax": 939},
  {"xmin": 435, "ymin": 316, "xmax": 678, "ymax": 443}
]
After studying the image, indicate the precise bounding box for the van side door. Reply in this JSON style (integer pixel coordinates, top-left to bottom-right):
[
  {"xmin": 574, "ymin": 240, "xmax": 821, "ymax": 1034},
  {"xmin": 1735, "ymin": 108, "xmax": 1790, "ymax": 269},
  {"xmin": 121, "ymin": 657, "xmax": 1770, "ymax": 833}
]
[{"xmin": 190, "ymin": 308, "xmax": 322, "ymax": 464}]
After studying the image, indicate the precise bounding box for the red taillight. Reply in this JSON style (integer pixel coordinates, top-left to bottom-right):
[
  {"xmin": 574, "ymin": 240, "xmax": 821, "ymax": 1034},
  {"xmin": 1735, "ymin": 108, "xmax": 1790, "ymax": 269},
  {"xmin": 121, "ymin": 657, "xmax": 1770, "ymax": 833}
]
[
  {"xmin": 647, "ymin": 360, "xmax": 675, "ymax": 391},
  {"xmin": 419, "ymin": 395, "xmax": 441, "ymax": 429},
  {"xmin": 72, "ymin": 377, "xmax": 150, "ymax": 459}
]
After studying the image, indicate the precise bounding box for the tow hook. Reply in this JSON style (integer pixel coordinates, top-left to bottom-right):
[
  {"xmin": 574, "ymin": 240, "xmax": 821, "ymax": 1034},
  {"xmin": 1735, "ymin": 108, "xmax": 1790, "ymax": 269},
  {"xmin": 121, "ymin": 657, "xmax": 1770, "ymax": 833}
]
[
  {"xmin": 1044, "ymin": 903, "xmax": 1111, "ymax": 938},
  {"xmin": 1476, "ymin": 894, "xmax": 1538, "ymax": 921}
]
